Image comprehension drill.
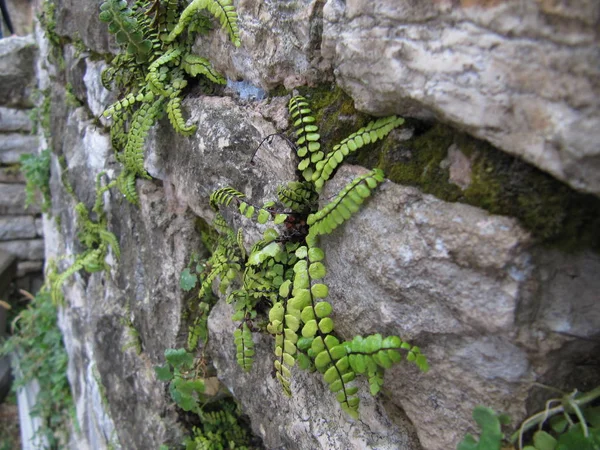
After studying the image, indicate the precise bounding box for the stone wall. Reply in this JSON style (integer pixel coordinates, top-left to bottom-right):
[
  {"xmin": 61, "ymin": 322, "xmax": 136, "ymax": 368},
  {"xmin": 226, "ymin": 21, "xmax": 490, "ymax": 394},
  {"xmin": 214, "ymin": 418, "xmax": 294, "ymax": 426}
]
[
  {"xmin": 37, "ymin": 1, "xmax": 599, "ymax": 450},
  {"xmin": 0, "ymin": 35, "xmax": 44, "ymax": 296}
]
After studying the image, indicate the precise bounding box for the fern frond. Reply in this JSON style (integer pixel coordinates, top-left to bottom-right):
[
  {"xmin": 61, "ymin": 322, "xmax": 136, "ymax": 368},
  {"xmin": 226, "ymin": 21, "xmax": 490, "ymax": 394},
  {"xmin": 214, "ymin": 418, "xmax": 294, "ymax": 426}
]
[
  {"xmin": 168, "ymin": 0, "xmax": 241, "ymax": 47},
  {"xmin": 145, "ymin": 66, "xmax": 168, "ymax": 96},
  {"xmin": 148, "ymin": 46, "xmax": 183, "ymax": 73},
  {"xmin": 181, "ymin": 54, "xmax": 226, "ymax": 84},
  {"xmin": 103, "ymin": 91, "xmax": 149, "ymax": 119},
  {"xmin": 307, "ymin": 169, "xmax": 385, "ymax": 236},
  {"xmin": 204, "ymin": 0, "xmax": 241, "ymax": 47},
  {"xmin": 167, "ymin": 97, "xmax": 197, "ymax": 136},
  {"xmin": 267, "ymin": 281, "xmax": 296, "ymax": 395},
  {"xmin": 99, "ymin": 229, "xmax": 121, "ymax": 260},
  {"xmin": 210, "ymin": 186, "xmax": 245, "ymax": 209},
  {"xmin": 51, "ymin": 259, "xmax": 84, "ymax": 304},
  {"xmin": 233, "ymin": 322, "xmax": 254, "ymax": 371},
  {"xmin": 311, "ymin": 116, "xmax": 404, "ymax": 192},
  {"xmin": 288, "ymin": 96, "xmax": 321, "ymax": 182},
  {"xmin": 99, "ymin": 0, "xmax": 153, "ymax": 62},
  {"xmin": 277, "ymin": 181, "xmax": 316, "ymax": 213},
  {"xmin": 117, "ymin": 170, "xmax": 139, "ymax": 205},
  {"xmin": 123, "ymin": 98, "xmax": 164, "ymax": 178},
  {"xmin": 345, "ymin": 334, "xmax": 429, "ymax": 396}
]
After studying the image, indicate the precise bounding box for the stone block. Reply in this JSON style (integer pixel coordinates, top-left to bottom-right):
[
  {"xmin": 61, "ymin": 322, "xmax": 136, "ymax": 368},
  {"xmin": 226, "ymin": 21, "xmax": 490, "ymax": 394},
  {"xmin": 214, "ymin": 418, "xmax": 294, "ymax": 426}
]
[
  {"xmin": 0, "ymin": 249, "xmax": 16, "ymax": 297},
  {"xmin": 322, "ymin": 0, "xmax": 600, "ymax": 196},
  {"xmin": 0, "ymin": 216, "xmax": 37, "ymax": 240},
  {"xmin": 16, "ymin": 260, "xmax": 43, "ymax": 278},
  {"xmin": 0, "ymin": 183, "xmax": 40, "ymax": 215},
  {"xmin": 0, "ymin": 134, "xmax": 39, "ymax": 164},
  {"xmin": 0, "ymin": 168, "xmax": 24, "ymax": 184},
  {"xmin": 0, "ymin": 36, "xmax": 37, "ymax": 108},
  {"xmin": 0, "ymin": 106, "xmax": 33, "ymax": 132},
  {"xmin": 0, "ymin": 239, "xmax": 44, "ymax": 261}
]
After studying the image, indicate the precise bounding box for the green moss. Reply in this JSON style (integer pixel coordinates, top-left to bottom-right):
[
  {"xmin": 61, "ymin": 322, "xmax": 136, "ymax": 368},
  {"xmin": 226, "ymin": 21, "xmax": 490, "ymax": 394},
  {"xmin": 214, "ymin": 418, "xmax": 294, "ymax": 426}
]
[
  {"xmin": 375, "ymin": 122, "xmax": 463, "ymax": 202},
  {"xmin": 369, "ymin": 122, "xmax": 599, "ymax": 252}
]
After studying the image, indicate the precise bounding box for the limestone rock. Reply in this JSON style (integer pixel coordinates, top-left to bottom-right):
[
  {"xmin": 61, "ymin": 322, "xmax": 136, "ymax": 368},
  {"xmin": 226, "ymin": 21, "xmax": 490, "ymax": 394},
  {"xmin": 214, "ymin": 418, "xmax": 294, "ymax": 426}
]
[
  {"xmin": 0, "ymin": 216, "xmax": 37, "ymax": 240},
  {"xmin": 54, "ymin": 0, "xmax": 116, "ymax": 55},
  {"xmin": 0, "ymin": 183, "xmax": 40, "ymax": 215},
  {"xmin": 0, "ymin": 168, "xmax": 24, "ymax": 184},
  {"xmin": 322, "ymin": 0, "xmax": 600, "ymax": 196},
  {"xmin": 0, "ymin": 107, "xmax": 32, "ymax": 132},
  {"xmin": 43, "ymin": 106, "xmax": 202, "ymax": 448},
  {"xmin": 192, "ymin": 0, "xmax": 331, "ymax": 90},
  {"xmin": 0, "ymin": 239, "xmax": 44, "ymax": 261},
  {"xmin": 319, "ymin": 165, "xmax": 599, "ymax": 450},
  {"xmin": 0, "ymin": 133, "xmax": 38, "ymax": 164},
  {"xmin": 0, "ymin": 36, "xmax": 37, "ymax": 108},
  {"xmin": 147, "ymin": 95, "xmax": 297, "ymax": 223}
]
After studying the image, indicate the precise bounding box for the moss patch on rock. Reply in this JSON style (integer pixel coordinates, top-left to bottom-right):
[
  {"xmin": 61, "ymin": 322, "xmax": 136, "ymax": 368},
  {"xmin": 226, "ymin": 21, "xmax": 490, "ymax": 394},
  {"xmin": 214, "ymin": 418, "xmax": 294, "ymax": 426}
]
[{"xmin": 365, "ymin": 122, "xmax": 600, "ymax": 252}]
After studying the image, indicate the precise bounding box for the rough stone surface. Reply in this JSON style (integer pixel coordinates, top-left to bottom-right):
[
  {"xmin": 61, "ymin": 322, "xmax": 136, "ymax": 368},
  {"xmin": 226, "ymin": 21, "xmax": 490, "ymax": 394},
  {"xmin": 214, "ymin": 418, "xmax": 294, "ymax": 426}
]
[
  {"xmin": 322, "ymin": 0, "xmax": 600, "ymax": 196},
  {"xmin": 16, "ymin": 260, "xmax": 43, "ymax": 277},
  {"xmin": 0, "ymin": 216, "xmax": 37, "ymax": 240},
  {"xmin": 192, "ymin": 0, "xmax": 330, "ymax": 91},
  {"xmin": 0, "ymin": 167, "xmax": 25, "ymax": 183},
  {"xmin": 0, "ymin": 36, "xmax": 37, "ymax": 108},
  {"xmin": 54, "ymin": 0, "xmax": 116, "ymax": 55},
  {"xmin": 43, "ymin": 98, "xmax": 202, "ymax": 449},
  {"xmin": 0, "ymin": 238, "xmax": 44, "ymax": 261},
  {"xmin": 38, "ymin": 1, "xmax": 600, "ymax": 449},
  {"xmin": 0, "ymin": 107, "xmax": 33, "ymax": 132},
  {"xmin": 0, "ymin": 133, "xmax": 38, "ymax": 163},
  {"xmin": 0, "ymin": 183, "xmax": 40, "ymax": 215}
]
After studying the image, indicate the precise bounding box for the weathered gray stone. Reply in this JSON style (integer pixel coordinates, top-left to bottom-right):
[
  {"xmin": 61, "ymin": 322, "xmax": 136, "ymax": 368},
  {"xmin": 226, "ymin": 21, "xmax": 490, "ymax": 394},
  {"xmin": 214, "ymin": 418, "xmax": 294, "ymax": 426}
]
[
  {"xmin": 0, "ymin": 167, "xmax": 25, "ymax": 183},
  {"xmin": 0, "ymin": 216, "xmax": 37, "ymax": 240},
  {"xmin": 0, "ymin": 106, "xmax": 32, "ymax": 132},
  {"xmin": 0, "ymin": 239, "xmax": 44, "ymax": 260},
  {"xmin": 318, "ymin": 165, "xmax": 599, "ymax": 450},
  {"xmin": 322, "ymin": 0, "xmax": 600, "ymax": 196},
  {"xmin": 0, "ymin": 249, "xmax": 16, "ymax": 296},
  {"xmin": 0, "ymin": 36, "xmax": 37, "ymax": 108},
  {"xmin": 54, "ymin": 0, "xmax": 116, "ymax": 55},
  {"xmin": 5, "ymin": 0, "xmax": 34, "ymax": 36},
  {"xmin": 16, "ymin": 260, "xmax": 43, "ymax": 278},
  {"xmin": 147, "ymin": 95, "xmax": 297, "ymax": 222},
  {"xmin": 34, "ymin": 218, "xmax": 43, "ymax": 237},
  {"xmin": 0, "ymin": 133, "xmax": 39, "ymax": 163},
  {"xmin": 83, "ymin": 59, "xmax": 117, "ymax": 123},
  {"xmin": 192, "ymin": 0, "xmax": 330, "ymax": 90},
  {"xmin": 0, "ymin": 183, "xmax": 40, "ymax": 215}
]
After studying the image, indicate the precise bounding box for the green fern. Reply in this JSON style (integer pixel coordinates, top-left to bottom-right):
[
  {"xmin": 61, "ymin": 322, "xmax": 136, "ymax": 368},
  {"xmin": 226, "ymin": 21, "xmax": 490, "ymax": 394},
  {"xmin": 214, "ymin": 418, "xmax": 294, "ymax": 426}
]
[
  {"xmin": 51, "ymin": 174, "xmax": 119, "ymax": 304},
  {"xmin": 168, "ymin": 0, "xmax": 241, "ymax": 47},
  {"xmin": 233, "ymin": 322, "xmax": 254, "ymax": 372},
  {"xmin": 288, "ymin": 95, "xmax": 404, "ymax": 193},
  {"xmin": 100, "ymin": 0, "xmax": 241, "ymax": 203},
  {"xmin": 307, "ymin": 168, "xmax": 385, "ymax": 236},
  {"xmin": 99, "ymin": 0, "xmax": 153, "ymax": 62}
]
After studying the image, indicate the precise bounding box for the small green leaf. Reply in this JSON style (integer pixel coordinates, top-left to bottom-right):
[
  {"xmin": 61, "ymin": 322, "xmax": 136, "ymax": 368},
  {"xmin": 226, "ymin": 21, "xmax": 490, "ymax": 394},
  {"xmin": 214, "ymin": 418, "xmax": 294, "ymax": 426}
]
[
  {"xmin": 308, "ymin": 247, "xmax": 325, "ymax": 262},
  {"xmin": 301, "ymin": 320, "xmax": 318, "ymax": 338},
  {"xmin": 257, "ymin": 209, "xmax": 270, "ymax": 224},
  {"xmin": 154, "ymin": 364, "xmax": 173, "ymax": 382},
  {"xmin": 179, "ymin": 268, "xmax": 198, "ymax": 292},
  {"xmin": 309, "ymin": 262, "xmax": 326, "ymax": 279},
  {"xmin": 311, "ymin": 283, "xmax": 329, "ymax": 298},
  {"xmin": 314, "ymin": 301, "xmax": 332, "ymax": 318},
  {"xmin": 532, "ymin": 430, "xmax": 557, "ymax": 450},
  {"xmin": 165, "ymin": 348, "xmax": 194, "ymax": 370},
  {"xmin": 318, "ymin": 317, "xmax": 334, "ymax": 334}
]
